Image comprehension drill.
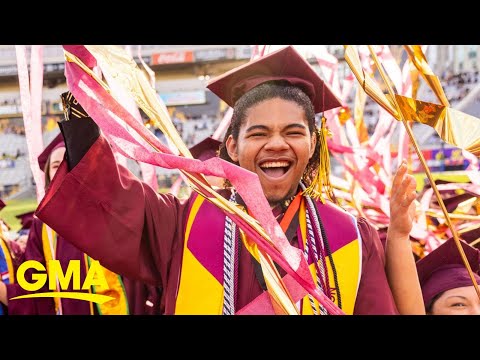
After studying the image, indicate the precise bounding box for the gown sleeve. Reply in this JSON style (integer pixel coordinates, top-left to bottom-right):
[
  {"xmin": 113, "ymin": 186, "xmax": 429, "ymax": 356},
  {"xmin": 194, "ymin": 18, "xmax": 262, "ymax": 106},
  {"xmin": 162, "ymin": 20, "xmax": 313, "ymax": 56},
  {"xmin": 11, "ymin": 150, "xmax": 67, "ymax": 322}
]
[
  {"xmin": 353, "ymin": 217, "xmax": 400, "ymax": 315},
  {"xmin": 6, "ymin": 218, "xmax": 56, "ymax": 315},
  {"xmin": 36, "ymin": 93, "xmax": 191, "ymax": 289}
]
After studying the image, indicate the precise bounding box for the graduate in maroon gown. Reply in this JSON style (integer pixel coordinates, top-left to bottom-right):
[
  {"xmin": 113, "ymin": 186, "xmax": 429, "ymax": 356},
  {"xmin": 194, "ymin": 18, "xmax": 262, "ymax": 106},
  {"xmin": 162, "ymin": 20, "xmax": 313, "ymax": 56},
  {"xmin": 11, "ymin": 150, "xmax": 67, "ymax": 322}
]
[
  {"xmin": 0, "ymin": 199, "xmax": 25, "ymax": 315},
  {"xmin": 0, "ymin": 134, "xmax": 135, "ymax": 315},
  {"xmin": 13, "ymin": 210, "xmax": 35, "ymax": 252},
  {"xmin": 36, "ymin": 46, "xmax": 419, "ymax": 314},
  {"xmin": 417, "ymin": 239, "xmax": 480, "ymax": 315},
  {"xmin": 189, "ymin": 136, "xmax": 223, "ymax": 188},
  {"xmin": 15, "ymin": 210, "xmax": 35, "ymax": 237}
]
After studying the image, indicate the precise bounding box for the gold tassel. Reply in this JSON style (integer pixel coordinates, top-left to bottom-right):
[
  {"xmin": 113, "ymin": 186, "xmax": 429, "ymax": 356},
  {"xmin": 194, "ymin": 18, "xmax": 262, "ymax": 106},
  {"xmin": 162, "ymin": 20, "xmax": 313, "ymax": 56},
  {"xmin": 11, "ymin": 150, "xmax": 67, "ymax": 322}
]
[{"xmin": 302, "ymin": 116, "xmax": 335, "ymax": 204}]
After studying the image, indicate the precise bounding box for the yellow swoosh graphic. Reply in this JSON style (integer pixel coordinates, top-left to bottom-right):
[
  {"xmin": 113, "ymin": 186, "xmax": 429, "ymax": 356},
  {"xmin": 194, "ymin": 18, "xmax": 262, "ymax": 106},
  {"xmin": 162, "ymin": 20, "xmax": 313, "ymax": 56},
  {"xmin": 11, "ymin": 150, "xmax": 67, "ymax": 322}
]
[{"xmin": 10, "ymin": 292, "xmax": 114, "ymax": 304}]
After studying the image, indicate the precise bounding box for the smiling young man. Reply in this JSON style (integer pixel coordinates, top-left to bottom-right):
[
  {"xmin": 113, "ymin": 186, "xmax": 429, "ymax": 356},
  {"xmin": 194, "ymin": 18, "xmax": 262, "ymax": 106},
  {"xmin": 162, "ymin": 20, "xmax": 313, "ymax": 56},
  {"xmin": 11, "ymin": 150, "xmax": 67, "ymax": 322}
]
[
  {"xmin": 35, "ymin": 45, "xmax": 416, "ymax": 314},
  {"xmin": 225, "ymin": 98, "xmax": 315, "ymax": 207}
]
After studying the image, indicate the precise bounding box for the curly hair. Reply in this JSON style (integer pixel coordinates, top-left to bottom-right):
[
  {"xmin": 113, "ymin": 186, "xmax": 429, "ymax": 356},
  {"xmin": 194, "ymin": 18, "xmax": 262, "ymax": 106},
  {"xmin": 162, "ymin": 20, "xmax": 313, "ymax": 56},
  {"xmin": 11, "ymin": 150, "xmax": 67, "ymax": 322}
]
[{"xmin": 218, "ymin": 81, "xmax": 321, "ymax": 187}]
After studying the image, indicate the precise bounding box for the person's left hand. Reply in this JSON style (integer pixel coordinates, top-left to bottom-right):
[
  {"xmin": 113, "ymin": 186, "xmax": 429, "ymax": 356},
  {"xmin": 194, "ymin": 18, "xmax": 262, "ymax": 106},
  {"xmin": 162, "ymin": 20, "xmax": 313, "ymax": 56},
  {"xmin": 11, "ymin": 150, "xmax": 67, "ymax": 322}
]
[{"xmin": 388, "ymin": 160, "xmax": 417, "ymax": 239}]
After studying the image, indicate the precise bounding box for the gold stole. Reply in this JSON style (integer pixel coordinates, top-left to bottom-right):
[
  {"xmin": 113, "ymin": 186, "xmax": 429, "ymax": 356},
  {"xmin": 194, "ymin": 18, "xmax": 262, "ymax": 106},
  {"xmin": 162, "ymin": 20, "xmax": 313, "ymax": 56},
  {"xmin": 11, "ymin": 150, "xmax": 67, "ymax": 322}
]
[
  {"xmin": 0, "ymin": 236, "xmax": 15, "ymax": 284},
  {"xmin": 240, "ymin": 195, "xmax": 361, "ymax": 314},
  {"xmin": 41, "ymin": 223, "xmax": 129, "ymax": 315},
  {"xmin": 175, "ymin": 194, "xmax": 362, "ymax": 314}
]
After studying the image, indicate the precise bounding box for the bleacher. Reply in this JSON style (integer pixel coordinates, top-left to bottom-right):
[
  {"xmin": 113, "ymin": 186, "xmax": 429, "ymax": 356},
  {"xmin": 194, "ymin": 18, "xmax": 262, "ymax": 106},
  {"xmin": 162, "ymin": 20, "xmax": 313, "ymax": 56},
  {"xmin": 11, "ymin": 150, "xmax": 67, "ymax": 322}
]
[
  {"xmin": 2, "ymin": 48, "xmax": 480, "ymax": 199},
  {"xmin": 0, "ymin": 130, "xmax": 60, "ymax": 199}
]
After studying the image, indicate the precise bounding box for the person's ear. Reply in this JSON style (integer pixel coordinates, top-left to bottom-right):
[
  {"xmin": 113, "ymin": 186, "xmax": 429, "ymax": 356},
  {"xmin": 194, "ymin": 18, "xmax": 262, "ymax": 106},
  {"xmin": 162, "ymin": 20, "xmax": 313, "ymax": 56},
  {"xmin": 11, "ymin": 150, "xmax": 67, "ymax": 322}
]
[{"xmin": 226, "ymin": 135, "xmax": 239, "ymax": 162}]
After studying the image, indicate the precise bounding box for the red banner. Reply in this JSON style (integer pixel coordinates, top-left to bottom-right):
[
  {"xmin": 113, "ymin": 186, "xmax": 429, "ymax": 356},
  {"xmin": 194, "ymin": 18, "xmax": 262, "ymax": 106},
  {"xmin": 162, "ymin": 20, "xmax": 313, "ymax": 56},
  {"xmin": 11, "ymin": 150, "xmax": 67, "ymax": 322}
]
[{"xmin": 151, "ymin": 51, "xmax": 194, "ymax": 65}]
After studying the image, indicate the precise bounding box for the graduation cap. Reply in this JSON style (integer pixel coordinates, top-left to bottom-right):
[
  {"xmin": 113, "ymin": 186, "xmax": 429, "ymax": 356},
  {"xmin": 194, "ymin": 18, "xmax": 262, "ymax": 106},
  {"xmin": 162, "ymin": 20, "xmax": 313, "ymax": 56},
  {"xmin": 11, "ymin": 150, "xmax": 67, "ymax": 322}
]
[
  {"xmin": 37, "ymin": 132, "xmax": 65, "ymax": 172},
  {"xmin": 206, "ymin": 46, "xmax": 340, "ymax": 203},
  {"xmin": 450, "ymin": 225, "xmax": 480, "ymax": 249},
  {"xmin": 189, "ymin": 136, "xmax": 221, "ymax": 161},
  {"xmin": 15, "ymin": 210, "xmax": 35, "ymax": 231},
  {"xmin": 1, "ymin": 199, "xmax": 9, "ymax": 231},
  {"xmin": 206, "ymin": 45, "xmax": 342, "ymax": 114},
  {"xmin": 416, "ymin": 239, "xmax": 480, "ymax": 308}
]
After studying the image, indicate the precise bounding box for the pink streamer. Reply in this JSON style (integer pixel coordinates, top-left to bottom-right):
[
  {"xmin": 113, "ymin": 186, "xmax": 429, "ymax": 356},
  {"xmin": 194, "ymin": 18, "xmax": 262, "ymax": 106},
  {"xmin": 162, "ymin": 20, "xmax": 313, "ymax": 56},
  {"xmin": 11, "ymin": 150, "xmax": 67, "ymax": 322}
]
[
  {"xmin": 463, "ymin": 149, "xmax": 479, "ymax": 171},
  {"xmin": 328, "ymin": 140, "xmax": 382, "ymax": 166},
  {"xmin": 396, "ymin": 62, "xmax": 412, "ymax": 166},
  {"xmin": 341, "ymin": 74, "xmax": 355, "ymax": 104},
  {"xmin": 250, "ymin": 45, "xmax": 269, "ymax": 61},
  {"xmin": 169, "ymin": 176, "xmax": 184, "ymax": 197},
  {"xmin": 332, "ymin": 153, "xmax": 387, "ymax": 205},
  {"xmin": 137, "ymin": 45, "xmax": 170, "ymax": 191},
  {"xmin": 64, "ymin": 55, "xmax": 343, "ymax": 314},
  {"xmin": 15, "ymin": 45, "xmax": 45, "ymax": 202},
  {"xmin": 358, "ymin": 46, "xmax": 374, "ymax": 74},
  {"xmin": 369, "ymin": 107, "xmax": 396, "ymax": 149},
  {"xmin": 376, "ymin": 46, "xmax": 403, "ymax": 93},
  {"xmin": 313, "ymin": 46, "xmax": 341, "ymax": 99},
  {"xmin": 100, "ymin": 46, "xmax": 159, "ymax": 191},
  {"xmin": 345, "ymin": 119, "xmax": 360, "ymax": 148},
  {"xmin": 468, "ymin": 170, "xmax": 480, "ymax": 185},
  {"xmin": 311, "ymin": 47, "xmax": 349, "ymax": 153},
  {"xmin": 140, "ymin": 162, "xmax": 159, "ymax": 192}
]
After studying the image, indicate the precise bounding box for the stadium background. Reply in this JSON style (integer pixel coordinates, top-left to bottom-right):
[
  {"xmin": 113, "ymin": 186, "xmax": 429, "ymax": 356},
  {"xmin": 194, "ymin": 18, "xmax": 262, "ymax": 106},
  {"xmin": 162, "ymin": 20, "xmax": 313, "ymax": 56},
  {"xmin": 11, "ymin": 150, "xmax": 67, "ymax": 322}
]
[{"xmin": 1, "ymin": 45, "xmax": 479, "ymax": 230}]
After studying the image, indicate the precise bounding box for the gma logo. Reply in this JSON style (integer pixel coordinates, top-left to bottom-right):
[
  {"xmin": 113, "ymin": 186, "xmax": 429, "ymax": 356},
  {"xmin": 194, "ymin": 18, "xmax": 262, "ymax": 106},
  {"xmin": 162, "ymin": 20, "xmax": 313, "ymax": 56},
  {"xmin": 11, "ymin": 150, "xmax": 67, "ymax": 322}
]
[{"xmin": 9, "ymin": 260, "xmax": 114, "ymax": 304}]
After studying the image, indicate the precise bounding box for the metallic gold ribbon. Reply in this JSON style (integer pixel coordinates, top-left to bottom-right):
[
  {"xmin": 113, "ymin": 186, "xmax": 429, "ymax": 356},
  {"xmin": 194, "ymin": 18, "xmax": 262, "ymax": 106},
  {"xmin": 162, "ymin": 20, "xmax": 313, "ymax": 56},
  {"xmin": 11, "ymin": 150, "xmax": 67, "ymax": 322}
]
[
  {"xmin": 392, "ymin": 95, "xmax": 480, "ymax": 157},
  {"xmin": 345, "ymin": 44, "xmax": 480, "ymax": 301},
  {"xmin": 403, "ymin": 45, "xmax": 450, "ymax": 107},
  {"xmin": 63, "ymin": 46, "xmax": 343, "ymax": 314}
]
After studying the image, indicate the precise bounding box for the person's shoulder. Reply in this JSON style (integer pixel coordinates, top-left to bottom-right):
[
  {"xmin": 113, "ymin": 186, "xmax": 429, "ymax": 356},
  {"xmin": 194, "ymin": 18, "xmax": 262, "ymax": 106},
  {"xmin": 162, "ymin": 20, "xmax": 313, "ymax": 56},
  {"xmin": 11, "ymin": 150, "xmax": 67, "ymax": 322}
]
[
  {"xmin": 8, "ymin": 238, "xmax": 22, "ymax": 254},
  {"xmin": 354, "ymin": 216, "xmax": 385, "ymax": 255},
  {"xmin": 159, "ymin": 187, "xmax": 232, "ymax": 212},
  {"xmin": 356, "ymin": 216, "xmax": 373, "ymax": 228},
  {"xmin": 317, "ymin": 198, "xmax": 357, "ymax": 222},
  {"xmin": 355, "ymin": 216, "xmax": 379, "ymax": 236},
  {"xmin": 30, "ymin": 214, "xmax": 44, "ymax": 228}
]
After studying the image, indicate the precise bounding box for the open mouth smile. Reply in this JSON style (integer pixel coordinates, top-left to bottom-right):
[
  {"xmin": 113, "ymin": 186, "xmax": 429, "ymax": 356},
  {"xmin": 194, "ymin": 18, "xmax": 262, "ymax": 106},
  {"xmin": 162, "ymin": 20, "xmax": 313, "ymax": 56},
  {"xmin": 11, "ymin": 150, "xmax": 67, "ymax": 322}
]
[{"xmin": 258, "ymin": 160, "xmax": 293, "ymax": 180}]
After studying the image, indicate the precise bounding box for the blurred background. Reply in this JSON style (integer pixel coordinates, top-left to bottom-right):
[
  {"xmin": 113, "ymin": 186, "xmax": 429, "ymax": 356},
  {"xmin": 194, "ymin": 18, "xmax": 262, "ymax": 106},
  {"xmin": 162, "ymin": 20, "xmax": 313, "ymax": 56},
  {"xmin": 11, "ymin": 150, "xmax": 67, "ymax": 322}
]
[{"xmin": 1, "ymin": 45, "xmax": 479, "ymax": 232}]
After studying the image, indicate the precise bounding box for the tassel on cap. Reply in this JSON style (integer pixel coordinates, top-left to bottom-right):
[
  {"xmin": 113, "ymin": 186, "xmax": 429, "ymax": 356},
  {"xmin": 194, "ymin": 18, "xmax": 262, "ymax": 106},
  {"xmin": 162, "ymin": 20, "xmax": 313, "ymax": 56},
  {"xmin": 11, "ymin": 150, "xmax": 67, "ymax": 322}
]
[{"xmin": 302, "ymin": 115, "xmax": 335, "ymax": 204}]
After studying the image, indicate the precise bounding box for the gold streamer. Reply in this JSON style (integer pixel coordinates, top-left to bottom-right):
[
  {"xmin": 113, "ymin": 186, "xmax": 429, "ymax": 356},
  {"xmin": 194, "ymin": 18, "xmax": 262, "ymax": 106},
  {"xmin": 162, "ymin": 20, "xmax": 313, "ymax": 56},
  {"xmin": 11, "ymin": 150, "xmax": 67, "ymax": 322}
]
[
  {"xmin": 84, "ymin": 45, "xmax": 192, "ymax": 158},
  {"xmin": 346, "ymin": 44, "xmax": 480, "ymax": 302},
  {"xmin": 409, "ymin": 61, "xmax": 421, "ymax": 100},
  {"xmin": 392, "ymin": 95, "xmax": 480, "ymax": 157},
  {"xmin": 353, "ymin": 83, "xmax": 369, "ymax": 143},
  {"xmin": 426, "ymin": 212, "xmax": 480, "ymax": 221},
  {"xmin": 343, "ymin": 45, "xmax": 399, "ymax": 119},
  {"xmin": 345, "ymin": 45, "xmax": 480, "ymax": 159},
  {"xmin": 258, "ymin": 250, "xmax": 299, "ymax": 315},
  {"xmin": 403, "ymin": 45, "xmax": 450, "ymax": 107},
  {"xmin": 65, "ymin": 46, "xmax": 302, "ymax": 314}
]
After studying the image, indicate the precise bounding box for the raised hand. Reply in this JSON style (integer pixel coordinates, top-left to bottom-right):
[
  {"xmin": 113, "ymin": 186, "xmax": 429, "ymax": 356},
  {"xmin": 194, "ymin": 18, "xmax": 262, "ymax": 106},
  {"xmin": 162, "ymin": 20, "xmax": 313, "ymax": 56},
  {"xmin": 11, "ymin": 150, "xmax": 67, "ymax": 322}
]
[
  {"xmin": 385, "ymin": 160, "xmax": 425, "ymax": 314},
  {"xmin": 389, "ymin": 160, "xmax": 417, "ymax": 239}
]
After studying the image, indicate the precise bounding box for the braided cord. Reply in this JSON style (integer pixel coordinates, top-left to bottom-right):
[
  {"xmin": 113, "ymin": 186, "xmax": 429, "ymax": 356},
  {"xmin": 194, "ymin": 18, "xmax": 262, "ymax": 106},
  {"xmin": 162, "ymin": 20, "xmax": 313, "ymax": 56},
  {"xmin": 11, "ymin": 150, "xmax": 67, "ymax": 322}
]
[{"xmin": 222, "ymin": 191, "xmax": 237, "ymax": 315}]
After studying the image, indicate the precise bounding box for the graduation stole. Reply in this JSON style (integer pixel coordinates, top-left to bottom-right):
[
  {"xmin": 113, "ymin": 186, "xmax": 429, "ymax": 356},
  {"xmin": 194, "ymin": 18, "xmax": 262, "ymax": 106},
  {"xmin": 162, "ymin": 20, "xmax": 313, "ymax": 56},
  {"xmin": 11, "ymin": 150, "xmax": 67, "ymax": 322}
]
[
  {"xmin": 41, "ymin": 223, "xmax": 129, "ymax": 315},
  {"xmin": 0, "ymin": 235, "xmax": 15, "ymax": 316},
  {"xmin": 0, "ymin": 238, "xmax": 14, "ymax": 285},
  {"xmin": 174, "ymin": 193, "xmax": 362, "ymax": 315}
]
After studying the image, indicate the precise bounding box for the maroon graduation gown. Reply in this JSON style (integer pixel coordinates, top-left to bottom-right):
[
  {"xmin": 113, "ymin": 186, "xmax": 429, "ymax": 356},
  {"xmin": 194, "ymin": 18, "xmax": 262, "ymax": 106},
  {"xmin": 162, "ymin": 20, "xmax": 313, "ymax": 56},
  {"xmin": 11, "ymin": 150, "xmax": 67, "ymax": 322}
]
[
  {"xmin": 6, "ymin": 217, "xmax": 159, "ymax": 315},
  {"xmin": 1, "ymin": 238, "xmax": 24, "ymax": 315},
  {"xmin": 36, "ymin": 135, "xmax": 398, "ymax": 315}
]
